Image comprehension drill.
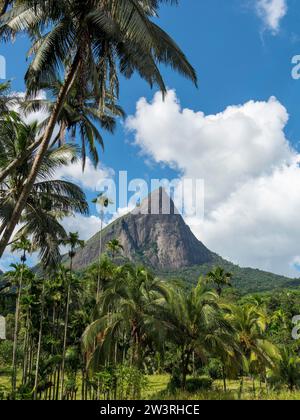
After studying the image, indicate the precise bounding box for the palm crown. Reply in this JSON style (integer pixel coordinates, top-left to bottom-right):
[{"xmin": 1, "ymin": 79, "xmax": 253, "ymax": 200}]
[{"xmin": 0, "ymin": 114, "xmax": 88, "ymax": 267}]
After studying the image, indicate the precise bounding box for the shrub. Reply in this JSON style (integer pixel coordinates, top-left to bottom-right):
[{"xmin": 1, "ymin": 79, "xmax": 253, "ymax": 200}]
[
  {"xmin": 203, "ymin": 359, "xmax": 223, "ymax": 380},
  {"xmin": 91, "ymin": 365, "xmax": 148, "ymax": 400},
  {"xmin": 186, "ymin": 376, "xmax": 213, "ymax": 393},
  {"xmin": 168, "ymin": 371, "xmax": 213, "ymax": 394}
]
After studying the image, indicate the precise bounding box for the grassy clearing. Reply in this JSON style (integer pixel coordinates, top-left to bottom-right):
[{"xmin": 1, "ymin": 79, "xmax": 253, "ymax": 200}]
[
  {"xmin": 145, "ymin": 375, "xmax": 300, "ymax": 401},
  {"xmin": 1, "ymin": 371, "xmax": 300, "ymax": 400}
]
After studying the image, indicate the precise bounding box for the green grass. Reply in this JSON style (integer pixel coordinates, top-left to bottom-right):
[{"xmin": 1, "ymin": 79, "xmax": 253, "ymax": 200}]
[
  {"xmin": 144, "ymin": 375, "xmax": 300, "ymax": 401},
  {"xmin": 1, "ymin": 372, "xmax": 300, "ymax": 400}
]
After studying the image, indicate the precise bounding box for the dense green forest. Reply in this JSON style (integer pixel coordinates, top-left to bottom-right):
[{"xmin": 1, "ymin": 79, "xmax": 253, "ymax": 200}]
[
  {"xmin": 160, "ymin": 259, "xmax": 300, "ymax": 296},
  {"xmin": 1, "ymin": 247, "xmax": 300, "ymax": 400}
]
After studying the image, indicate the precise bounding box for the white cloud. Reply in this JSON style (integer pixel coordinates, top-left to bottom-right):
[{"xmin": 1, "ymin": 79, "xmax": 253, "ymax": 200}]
[
  {"xmin": 11, "ymin": 90, "xmax": 50, "ymax": 126},
  {"xmin": 61, "ymin": 207, "xmax": 134, "ymax": 247},
  {"xmin": 62, "ymin": 214, "xmax": 103, "ymax": 241},
  {"xmin": 55, "ymin": 157, "xmax": 114, "ymax": 191},
  {"xmin": 255, "ymin": 0, "xmax": 287, "ymax": 34},
  {"xmin": 126, "ymin": 90, "xmax": 300, "ymax": 277}
]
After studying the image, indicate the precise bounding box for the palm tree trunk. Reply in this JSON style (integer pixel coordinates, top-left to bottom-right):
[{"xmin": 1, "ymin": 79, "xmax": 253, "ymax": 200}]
[
  {"xmin": 22, "ymin": 310, "xmax": 30, "ymax": 385},
  {"xmin": 11, "ymin": 257, "xmax": 25, "ymax": 395},
  {"xmin": 55, "ymin": 368, "xmax": 61, "ymax": 400},
  {"xmin": 33, "ymin": 283, "xmax": 45, "ymax": 400},
  {"xmin": 238, "ymin": 377, "xmax": 244, "ymax": 400},
  {"xmin": 96, "ymin": 210, "xmax": 104, "ymax": 302},
  {"xmin": 181, "ymin": 349, "xmax": 191, "ymax": 390},
  {"xmin": 252, "ymin": 376, "xmax": 256, "ymax": 396},
  {"xmin": 60, "ymin": 259, "xmax": 73, "ymax": 399},
  {"xmin": 81, "ymin": 367, "xmax": 85, "ymax": 401},
  {"xmin": 0, "ymin": 52, "xmax": 81, "ymax": 258},
  {"xmin": 222, "ymin": 365, "xmax": 227, "ymax": 392}
]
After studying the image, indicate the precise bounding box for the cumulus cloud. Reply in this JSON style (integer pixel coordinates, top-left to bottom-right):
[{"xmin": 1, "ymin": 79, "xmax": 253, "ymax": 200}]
[
  {"xmin": 126, "ymin": 90, "xmax": 300, "ymax": 277},
  {"xmin": 55, "ymin": 157, "xmax": 114, "ymax": 191},
  {"xmin": 255, "ymin": 0, "xmax": 287, "ymax": 34},
  {"xmin": 62, "ymin": 214, "xmax": 103, "ymax": 241}
]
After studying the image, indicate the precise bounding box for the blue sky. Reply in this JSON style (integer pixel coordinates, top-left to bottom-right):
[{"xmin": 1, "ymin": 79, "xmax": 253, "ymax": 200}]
[{"xmin": 2, "ymin": 0, "xmax": 300, "ymax": 277}]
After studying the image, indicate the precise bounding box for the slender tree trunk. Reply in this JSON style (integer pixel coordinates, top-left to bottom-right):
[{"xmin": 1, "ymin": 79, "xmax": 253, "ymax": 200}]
[
  {"xmin": 81, "ymin": 367, "xmax": 85, "ymax": 401},
  {"xmin": 27, "ymin": 336, "xmax": 33, "ymax": 384},
  {"xmin": 22, "ymin": 310, "xmax": 30, "ymax": 385},
  {"xmin": 96, "ymin": 210, "xmax": 104, "ymax": 302},
  {"xmin": 222, "ymin": 365, "xmax": 227, "ymax": 393},
  {"xmin": 55, "ymin": 368, "xmax": 61, "ymax": 400},
  {"xmin": 60, "ymin": 259, "xmax": 73, "ymax": 399},
  {"xmin": 238, "ymin": 376, "xmax": 244, "ymax": 400},
  {"xmin": 11, "ymin": 257, "xmax": 25, "ymax": 395},
  {"xmin": 33, "ymin": 283, "xmax": 45, "ymax": 400},
  {"xmin": 252, "ymin": 376, "xmax": 256, "ymax": 396},
  {"xmin": 0, "ymin": 53, "xmax": 81, "ymax": 258},
  {"xmin": 181, "ymin": 349, "xmax": 191, "ymax": 391}
]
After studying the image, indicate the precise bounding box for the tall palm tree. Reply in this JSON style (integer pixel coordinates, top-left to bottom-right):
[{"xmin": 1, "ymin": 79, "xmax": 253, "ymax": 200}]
[
  {"xmin": 82, "ymin": 265, "xmax": 168, "ymax": 371},
  {"xmin": 0, "ymin": 0, "xmax": 197, "ymax": 258},
  {"xmin": 226, "ymin": 304, "xmax": 279, "ymax": 392},
  {"xmin": 160, "ymin": 278, "xmax": 233, "ymax": 389},
  {"xmin": 0, "ymin": 114, "xmax": 88, "ymax": 267},
  {"xmin": 20, "ymin": 77, "xmax": 125, "ymax": 170},
  {"xmin": 207, "ymin": 267, "xmax": 233, "ymax": 297},
  {"xmin": 106, "ymin": 239, "xmax": 124, "ymax": 260},
  {"xmin": 60, "ymin": 233, "xmax": 84, "ymax": 399},
  {"xmin": 92, "ymin": 193, "xmax": 113, "ymax": 302}
]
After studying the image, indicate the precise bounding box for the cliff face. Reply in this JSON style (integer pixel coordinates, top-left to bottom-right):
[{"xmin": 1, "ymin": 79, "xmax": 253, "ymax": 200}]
[{"xmin": 71, "ymin": 189, "xmax": 214, "ymax": 271}]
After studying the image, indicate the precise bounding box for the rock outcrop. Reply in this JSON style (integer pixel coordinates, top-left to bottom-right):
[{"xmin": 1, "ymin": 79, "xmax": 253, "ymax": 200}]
[{"xmin": 71, "ymin": 188, "xmax": 214, "ymax": 270}]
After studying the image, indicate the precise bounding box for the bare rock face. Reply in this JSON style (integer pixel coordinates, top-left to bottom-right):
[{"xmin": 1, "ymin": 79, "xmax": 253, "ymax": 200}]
[{"xmin": 71, "ymin": 189, "xmax": 213, "ymax": 271}]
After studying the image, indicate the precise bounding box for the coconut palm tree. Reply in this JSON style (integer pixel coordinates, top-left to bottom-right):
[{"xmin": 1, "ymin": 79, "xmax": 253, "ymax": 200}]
[
  {"xmin": 226, "ymin": 304, "xmax": 279, "ymax": 393},
  {"xmin": 0, "ymin": 114, "xmax": 88, "ymax": 267},
  {"xmin": 0, "ymin": 0, "xmax": 197, "ymax": 258},
  {"xmin": 160, "ymin": 278, "xmax": 233, "ymax": 389},
  {"xmin": 20, "ymin": 77, "xmax": 125, "ymax": 170},
  {"xmin": 60, "ymin": 233, "xmax": 84, "ymax": 399},
  {"xmin": 0, "ymin": 80, "xmax": 124, "ymax": 184},
  {"xmin": 106, "ymin": 239, "xmax": 124, "ymax": 260},
  {"xmin": 207, "ymin": 267, "xmax": 233, "ymax": 296},
  {"xmin": 268, "ymin": 347, "xmax": 300, "ymax": 391},
  {"xmin": 0, "ymin": 80, "xmax": 18, "ymax": 114},
  {"xmin": 82, "ymin": 265, "xmax": 168, "ymax": 371}
]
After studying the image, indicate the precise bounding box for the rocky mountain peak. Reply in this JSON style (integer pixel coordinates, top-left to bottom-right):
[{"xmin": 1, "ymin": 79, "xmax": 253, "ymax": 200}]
[{"xmin": 71, "ymin": 188, "xmax": 214, "ymax": 271}]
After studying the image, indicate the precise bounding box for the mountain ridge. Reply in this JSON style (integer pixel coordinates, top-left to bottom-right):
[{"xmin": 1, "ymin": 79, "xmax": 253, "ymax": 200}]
[{"xmin": 68, "ymin": 189, "xmax": 300, "ymax": 294}]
